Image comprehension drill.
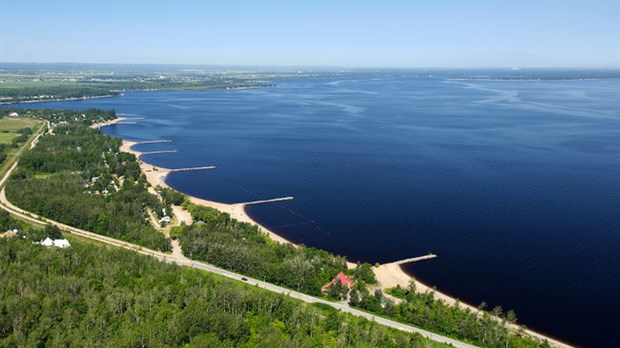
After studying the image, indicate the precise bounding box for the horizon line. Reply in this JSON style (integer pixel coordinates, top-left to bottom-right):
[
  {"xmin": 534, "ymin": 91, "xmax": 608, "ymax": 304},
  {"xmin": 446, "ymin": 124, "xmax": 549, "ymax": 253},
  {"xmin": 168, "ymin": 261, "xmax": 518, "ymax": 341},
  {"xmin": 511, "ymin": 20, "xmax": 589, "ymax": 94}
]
[{"xmin": 1, "ymin": 61, "xmax": 619, "ymax": 71}]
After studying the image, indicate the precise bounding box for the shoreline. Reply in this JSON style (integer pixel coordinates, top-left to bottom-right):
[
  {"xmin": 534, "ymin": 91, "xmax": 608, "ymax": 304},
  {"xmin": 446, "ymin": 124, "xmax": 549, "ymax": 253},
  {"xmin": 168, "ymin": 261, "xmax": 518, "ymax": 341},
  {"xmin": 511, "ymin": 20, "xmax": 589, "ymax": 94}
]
[
  {"xmin": 0, "ymin": 94, "xmax": 118, "ymax": 105},
  {"xmin": 119, "ymin": 140, "xmax": 297, "ymax": 247},
  {"xmin": 0, "ymin": 84, "xmax": 273, "ymax": 105},
  {"xmin": 117, "ymin": 138, "xmax": 572, "ymax": 348},
  {"xmin": 90, "ymin": 116, "xmax": 127, "ymax": 129}
]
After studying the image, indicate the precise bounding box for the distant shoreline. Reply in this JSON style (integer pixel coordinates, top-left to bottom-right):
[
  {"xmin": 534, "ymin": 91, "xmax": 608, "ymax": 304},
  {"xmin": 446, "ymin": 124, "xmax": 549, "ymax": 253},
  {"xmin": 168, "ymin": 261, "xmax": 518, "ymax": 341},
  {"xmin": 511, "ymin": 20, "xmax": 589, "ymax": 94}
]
[
  {"xmin": 0, "ymin": 84, "xmax": 274, "ymax": 105},
  {"xmin": 0, "ymin": 94, "xmax": 119, "ymax": 105}
]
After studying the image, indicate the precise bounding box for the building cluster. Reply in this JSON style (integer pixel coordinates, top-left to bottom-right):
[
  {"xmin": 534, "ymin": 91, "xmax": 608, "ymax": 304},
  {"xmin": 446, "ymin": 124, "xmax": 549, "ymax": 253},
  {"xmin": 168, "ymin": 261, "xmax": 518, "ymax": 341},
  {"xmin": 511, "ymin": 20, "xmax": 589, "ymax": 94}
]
[{"xmin": 40, "ymin": 237, "xmax": 71, "ymax": 248}]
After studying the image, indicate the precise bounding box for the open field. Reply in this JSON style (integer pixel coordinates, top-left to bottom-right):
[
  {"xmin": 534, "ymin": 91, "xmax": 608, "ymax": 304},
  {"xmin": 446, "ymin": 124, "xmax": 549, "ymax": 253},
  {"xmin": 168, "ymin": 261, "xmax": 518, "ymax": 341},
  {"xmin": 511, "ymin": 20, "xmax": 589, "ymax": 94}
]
[
  {"xmin": 0, "ymin": 116, "xmax": 42, "ymax": 131},
  {"xmin": 0, "ymin": 118, "xmax": 45, "ymax": 179},
  {"xmin": 0, "ymin": 117, "xmax": 42, "ymax": 144}
]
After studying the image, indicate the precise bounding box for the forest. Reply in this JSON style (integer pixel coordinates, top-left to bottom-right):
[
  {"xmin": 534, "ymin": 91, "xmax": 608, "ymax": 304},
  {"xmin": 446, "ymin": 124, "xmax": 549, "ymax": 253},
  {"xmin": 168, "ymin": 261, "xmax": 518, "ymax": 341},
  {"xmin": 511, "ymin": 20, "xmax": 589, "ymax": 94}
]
[
  {"xmin": 177, "ymin": 202, "xmax": 354, "ymax": 296},
  {"xmin": 0, "ymin": 238, "xmax": 442, "ymax": 347},
  {"xmin": 3, "ymin": 109, "xmax": 170, "ymax": 251}
]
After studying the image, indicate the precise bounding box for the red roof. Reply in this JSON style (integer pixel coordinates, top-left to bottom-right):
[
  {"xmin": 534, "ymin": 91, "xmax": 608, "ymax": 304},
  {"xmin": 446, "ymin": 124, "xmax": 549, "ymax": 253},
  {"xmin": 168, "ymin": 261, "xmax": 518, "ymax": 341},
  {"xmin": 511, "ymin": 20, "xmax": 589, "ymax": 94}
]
[{"xmin": 323, "ymin": 271, "xmax": 354, "ymax": 291}]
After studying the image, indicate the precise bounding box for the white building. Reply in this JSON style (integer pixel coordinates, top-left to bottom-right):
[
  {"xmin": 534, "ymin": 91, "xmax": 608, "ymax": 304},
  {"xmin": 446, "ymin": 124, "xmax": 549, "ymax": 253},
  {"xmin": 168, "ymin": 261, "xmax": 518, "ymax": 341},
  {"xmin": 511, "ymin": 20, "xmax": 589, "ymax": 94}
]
[{"xmin": 40, "ymin": 237, "xmax": 71, "ymax": 248}]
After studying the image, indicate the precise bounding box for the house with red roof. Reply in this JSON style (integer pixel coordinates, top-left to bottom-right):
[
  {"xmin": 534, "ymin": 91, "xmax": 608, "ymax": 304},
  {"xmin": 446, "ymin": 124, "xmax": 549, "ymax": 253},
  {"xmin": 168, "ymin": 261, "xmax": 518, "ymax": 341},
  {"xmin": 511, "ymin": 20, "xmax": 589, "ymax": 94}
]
[{"xmin": 322, "ymin": 271, "xmax": 354, "ymax": 292}]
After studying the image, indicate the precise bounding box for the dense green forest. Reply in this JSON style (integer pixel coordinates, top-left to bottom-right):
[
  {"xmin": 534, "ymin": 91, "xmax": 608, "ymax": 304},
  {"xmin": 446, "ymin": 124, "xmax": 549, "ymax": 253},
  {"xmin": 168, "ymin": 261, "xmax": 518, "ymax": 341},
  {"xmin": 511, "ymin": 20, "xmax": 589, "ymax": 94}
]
[
  {"xmin": 0, "ymin": 209, "xmax": 40, "ymax": 237},
  {"xmin": 177, "ymin": 202, "xmax": 352, "ymax": 296},
  {"xmin": 0, "ymin": 238, "xmax": 442, "ymax": 347},
  {"xmin": 3, "ymin": 109, "xmax": 170, "ymax": 251},
  {"xmin": 176, "ymin": 204, "xmax": 548, "ymax": 347},
  {"xmin": 370, "ymin": 285, "xmax": 546, "ymax": 348}
]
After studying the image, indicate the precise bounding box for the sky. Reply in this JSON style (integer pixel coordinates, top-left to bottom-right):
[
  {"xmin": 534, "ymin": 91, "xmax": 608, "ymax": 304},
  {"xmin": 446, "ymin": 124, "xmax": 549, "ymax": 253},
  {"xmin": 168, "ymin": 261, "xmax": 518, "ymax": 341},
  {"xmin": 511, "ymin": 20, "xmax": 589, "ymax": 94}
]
[{"xmin": 1, "ymin": 0, "xmax": 619, "ymax": 68}]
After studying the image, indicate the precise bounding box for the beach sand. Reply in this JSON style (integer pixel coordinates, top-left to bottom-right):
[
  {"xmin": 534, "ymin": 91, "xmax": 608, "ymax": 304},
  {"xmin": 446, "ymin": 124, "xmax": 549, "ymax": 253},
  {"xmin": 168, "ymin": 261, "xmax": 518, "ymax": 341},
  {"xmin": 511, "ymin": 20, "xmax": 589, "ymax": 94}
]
[
  {"xmin": 120, "ymin": 140, "xmax": 295, "ymax": 247},
  {"xmin": 171, "ymin": 205, "xmax": 192, "ymax": 225},
  {"xmin": 90, "ymin": 116, "xmax": 127, "ymax": 129}
]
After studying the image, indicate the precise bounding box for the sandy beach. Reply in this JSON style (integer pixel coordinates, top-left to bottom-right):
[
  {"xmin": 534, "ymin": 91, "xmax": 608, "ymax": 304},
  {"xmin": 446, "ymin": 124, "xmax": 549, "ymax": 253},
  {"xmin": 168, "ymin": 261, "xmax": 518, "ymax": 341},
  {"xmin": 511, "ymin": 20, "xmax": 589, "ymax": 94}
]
[
  {"xmin": 118, "ymin": 138, "xmax": 572, "ymax": 348},
  {"xmin": 120, "ymin": 140, "xmax": 294, "ymax": 246},
  {"xmin": 90, "ymin": 116, "xmax": 127, "ymax": 129}
]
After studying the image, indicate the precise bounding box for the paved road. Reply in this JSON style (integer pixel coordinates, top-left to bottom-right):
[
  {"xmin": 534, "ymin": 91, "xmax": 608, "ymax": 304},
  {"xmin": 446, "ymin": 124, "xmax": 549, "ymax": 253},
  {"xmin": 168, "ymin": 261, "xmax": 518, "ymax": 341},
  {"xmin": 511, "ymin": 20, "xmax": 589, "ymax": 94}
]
[
  {"xmin": 0, "ymin": 185, "xmax": 475, "ymax": 347},
  {"xmin": 0, "ymin": 124, "xmax": 477, "ymax": 348}
]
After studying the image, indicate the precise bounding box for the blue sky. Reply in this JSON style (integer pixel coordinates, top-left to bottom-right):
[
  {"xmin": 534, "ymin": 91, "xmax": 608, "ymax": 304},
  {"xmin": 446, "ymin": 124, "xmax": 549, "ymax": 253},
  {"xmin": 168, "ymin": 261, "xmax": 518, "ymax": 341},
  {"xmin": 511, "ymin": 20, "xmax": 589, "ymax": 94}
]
[{"xmin": 1, "ymin": 0, "xmax": 618, "ymax": 67}]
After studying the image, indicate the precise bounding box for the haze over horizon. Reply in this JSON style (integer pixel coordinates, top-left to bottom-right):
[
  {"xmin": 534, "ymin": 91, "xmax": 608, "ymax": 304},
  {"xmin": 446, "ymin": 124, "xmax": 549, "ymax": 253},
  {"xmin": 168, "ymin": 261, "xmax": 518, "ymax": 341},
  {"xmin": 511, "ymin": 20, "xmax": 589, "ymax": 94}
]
[{"xmin": 1, "ymin": 0, "xmax": 619, "ymax": 68}]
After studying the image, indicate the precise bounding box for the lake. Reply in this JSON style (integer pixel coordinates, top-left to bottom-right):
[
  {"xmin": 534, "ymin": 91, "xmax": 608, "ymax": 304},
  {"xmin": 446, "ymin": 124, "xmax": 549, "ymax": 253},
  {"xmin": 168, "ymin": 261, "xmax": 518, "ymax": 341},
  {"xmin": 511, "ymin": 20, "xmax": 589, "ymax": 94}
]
[{"xmin": 15, "ymin": 73, "xmax": 620, "ymax": 347}]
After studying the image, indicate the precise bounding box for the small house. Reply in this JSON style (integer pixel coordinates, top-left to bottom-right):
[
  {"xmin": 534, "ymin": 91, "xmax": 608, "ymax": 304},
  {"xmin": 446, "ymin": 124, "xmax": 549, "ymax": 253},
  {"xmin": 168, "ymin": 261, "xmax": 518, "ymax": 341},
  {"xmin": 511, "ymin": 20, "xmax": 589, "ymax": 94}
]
[
  {"xmin": 8, "ymin": 112, "xmax": 19, "ymax": 117},
  {"xmin": 322, "ymin": 271, "xmax": 354, "ymax": 292}
]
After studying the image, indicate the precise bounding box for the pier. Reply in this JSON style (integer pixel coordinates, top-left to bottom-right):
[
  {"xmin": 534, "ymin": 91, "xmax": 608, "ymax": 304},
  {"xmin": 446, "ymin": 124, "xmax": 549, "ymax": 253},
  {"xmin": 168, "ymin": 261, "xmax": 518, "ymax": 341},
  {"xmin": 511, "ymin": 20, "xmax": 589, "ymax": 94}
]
[
  {"xmin": 169, "ymin": 166, "xmax": 216, "ymax": 172},
  {"xmin": 139, "ymin": 150, "xmax": 177, "ymax": 155},
  {"xmin": 240, "ymin": 196, "xmax": 294, "ymax": 206},
  {"xmin": 389, "ymin": 253, "xmax": 437, "ymax": 266},
  {"xmin": 117, "ymin": 121, "xmax": 137, "ymax": 125},
  {"xmin": 134, "ymin": 140, "xmax": 173, "ymax": 145}
]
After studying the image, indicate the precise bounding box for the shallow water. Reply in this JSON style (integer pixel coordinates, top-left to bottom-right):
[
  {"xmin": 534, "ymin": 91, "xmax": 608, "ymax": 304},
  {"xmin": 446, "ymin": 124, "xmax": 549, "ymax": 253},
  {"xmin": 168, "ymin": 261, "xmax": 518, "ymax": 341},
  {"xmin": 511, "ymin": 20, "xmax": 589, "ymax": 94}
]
[{"xmin": 16, "ymin": 75, "xmax": 620, "ymax": 347}]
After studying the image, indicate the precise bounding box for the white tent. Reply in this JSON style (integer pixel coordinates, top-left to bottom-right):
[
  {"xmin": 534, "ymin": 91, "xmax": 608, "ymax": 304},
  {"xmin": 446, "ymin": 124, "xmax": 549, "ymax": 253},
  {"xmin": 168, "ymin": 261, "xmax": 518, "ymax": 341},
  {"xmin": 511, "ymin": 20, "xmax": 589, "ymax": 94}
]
[
  {"xmin": 40, "ymin": 238, "xmax": 71, "ymax": 248},
  {"xmin": 53, "ymin": 239, "xmax": 71, "ymax": 248}
]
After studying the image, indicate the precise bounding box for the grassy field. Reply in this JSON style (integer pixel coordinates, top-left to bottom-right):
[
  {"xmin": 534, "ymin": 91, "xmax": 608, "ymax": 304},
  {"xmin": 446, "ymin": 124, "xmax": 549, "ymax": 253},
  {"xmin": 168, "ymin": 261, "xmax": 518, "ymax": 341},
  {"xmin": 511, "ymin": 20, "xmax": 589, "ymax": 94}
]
[{"xmin": 0, "ymin": 117, "xmax": 42, "ymax": 144}]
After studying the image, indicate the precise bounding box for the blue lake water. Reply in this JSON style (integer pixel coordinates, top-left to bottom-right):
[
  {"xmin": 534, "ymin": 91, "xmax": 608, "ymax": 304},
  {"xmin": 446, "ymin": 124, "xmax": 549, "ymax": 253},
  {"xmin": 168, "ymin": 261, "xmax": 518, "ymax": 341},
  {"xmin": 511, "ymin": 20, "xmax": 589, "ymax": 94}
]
[{"xmin": 14, "ymin": 75, "xmax": 620, "ymax": 347}]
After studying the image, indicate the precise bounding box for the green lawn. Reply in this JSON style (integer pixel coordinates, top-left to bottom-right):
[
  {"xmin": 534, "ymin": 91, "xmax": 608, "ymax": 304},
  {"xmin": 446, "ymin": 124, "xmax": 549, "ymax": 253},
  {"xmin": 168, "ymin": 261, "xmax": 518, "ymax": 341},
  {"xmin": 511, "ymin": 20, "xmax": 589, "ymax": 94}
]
[
  {"xmin": 0, "ymin": 133, "xmax": 16, "ymax": 144},
  {"xmin": 0, "ymin": 117, "xmax": 42, "ymax": 144}
]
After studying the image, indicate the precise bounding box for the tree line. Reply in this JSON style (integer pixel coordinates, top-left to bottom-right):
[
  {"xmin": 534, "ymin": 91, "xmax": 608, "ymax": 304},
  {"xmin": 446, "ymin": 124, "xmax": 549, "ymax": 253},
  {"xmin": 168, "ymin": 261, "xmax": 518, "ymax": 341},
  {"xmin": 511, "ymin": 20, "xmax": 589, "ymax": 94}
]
[
  {"xmin": 177, "ymin": 202, "xmax": 351, "ymax": 296},
  {"xmin": 0, "ymin": 238, "xmax": 440, "ymax": 347},
  {"xmin": 0, "ymin": 78, "xmax": 269, "ymax": 103},
  {"xmin": 0, "ymin": 107, "xmax": 116, "ymax": 127}
]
